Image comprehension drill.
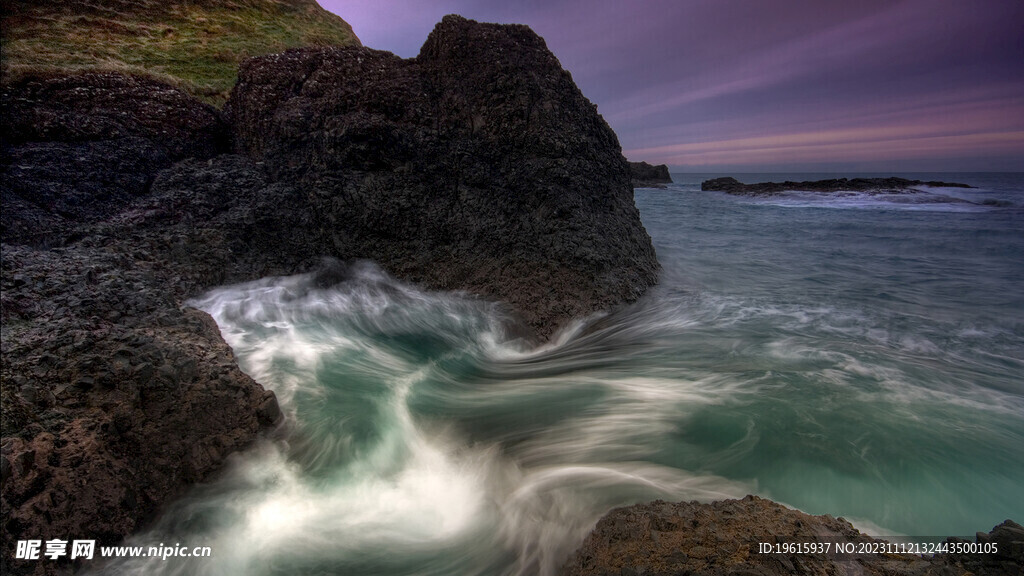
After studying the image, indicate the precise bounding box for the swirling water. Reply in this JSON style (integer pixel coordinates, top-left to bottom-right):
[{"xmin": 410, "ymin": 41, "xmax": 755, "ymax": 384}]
[{"xmin": 98, "ymin": 173, "xmax": 1024, "ymax": 575}]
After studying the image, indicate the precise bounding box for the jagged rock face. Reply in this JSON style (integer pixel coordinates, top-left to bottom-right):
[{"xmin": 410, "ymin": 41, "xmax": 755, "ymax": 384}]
[
  {"xmin": 0, "ymin": 241, "xmax": 278, "ymax": 576},
  {"xmin": 227, "ymin": 14, "xmax": 659, "ymax": 337},
  {"xmin": 1, "ymin": 73, "xmax": 228, "ymax": 156}
]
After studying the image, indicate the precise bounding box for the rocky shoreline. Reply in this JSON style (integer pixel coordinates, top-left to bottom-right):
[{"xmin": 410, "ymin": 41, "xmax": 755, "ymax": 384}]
[
  {"xmin": 702, "ymin": 176, "xmax": 973, "ymax": 196},
  {"xmin": 1, "ymin": 15, "xmax": 657, "ymax": 575},
  {"xmin": 2, "ymin": 7, "xmax": 1018, "ymax": 576}
]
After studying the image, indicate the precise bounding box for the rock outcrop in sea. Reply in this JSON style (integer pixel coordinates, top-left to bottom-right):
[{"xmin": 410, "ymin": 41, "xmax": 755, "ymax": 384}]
[
  {"xmin": 1, "ymin": 14, "xmax": 658, "ymax": 575},
  {"xmin": 628, "ymin": 161, "xmax": 673, "ymax": 188},
  {"xmin": 702, "ymin": 176, "xmax": 973, "ymax": 196}
]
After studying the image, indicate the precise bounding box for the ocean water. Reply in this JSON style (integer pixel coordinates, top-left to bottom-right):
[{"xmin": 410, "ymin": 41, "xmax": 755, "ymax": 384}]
[{"xmin": 96, "ymin": 173, "xmax": 1024, "ymax": 575}]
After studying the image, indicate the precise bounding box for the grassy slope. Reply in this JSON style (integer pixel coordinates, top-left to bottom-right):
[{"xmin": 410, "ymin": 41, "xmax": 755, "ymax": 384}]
[{"xmin": 1, "ymin": 0, "xmax": 360, "ymax": 105}]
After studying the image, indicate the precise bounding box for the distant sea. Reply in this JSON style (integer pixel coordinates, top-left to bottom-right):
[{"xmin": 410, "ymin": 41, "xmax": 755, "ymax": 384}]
[{"xmin": 96, "ymin": 173, "xmax": 1024, "ymax": 576}]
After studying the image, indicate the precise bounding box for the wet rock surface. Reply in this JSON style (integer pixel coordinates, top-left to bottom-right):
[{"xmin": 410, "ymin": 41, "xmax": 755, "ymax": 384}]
[
  {"xmin": 0, "ymin": 73, "xmax": 302, "ymax": 576},
  {"xmin": 561, "ymin": 496, "xmax": 1023, "ymax": 576}
]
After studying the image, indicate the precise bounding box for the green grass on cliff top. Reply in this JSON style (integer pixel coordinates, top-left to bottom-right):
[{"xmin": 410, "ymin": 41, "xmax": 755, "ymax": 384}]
[{"xmin": 0, "ymin": 0, "xmax": 360, "ymax": 105}]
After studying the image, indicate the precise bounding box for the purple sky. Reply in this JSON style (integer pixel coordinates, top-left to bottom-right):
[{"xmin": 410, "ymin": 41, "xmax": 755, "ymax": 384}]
[{"xmin": 323, "ymin": 0, "xmax": 1024, "ymax": 172}]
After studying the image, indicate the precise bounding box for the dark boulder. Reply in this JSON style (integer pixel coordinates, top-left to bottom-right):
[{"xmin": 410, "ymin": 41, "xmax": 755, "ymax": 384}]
[
  {"xmin": 946, "ymin": 519, "xmax": 1024, "ymax": 575},
  {"xmin": 106, "ymin": 154, "xmax": 323, "ymax": 291},
  {"xmin": 1, "ymin": 139, "xmax": 170, "ymax": 246},
  {"xmin": 1, "ymin": 73, "xmax": 228, "ymax": 157},
  {"xmin": 226, "ymin": 14, "xmax": 659, "ymax": 337},
  {"xmin": 700, "ymin": 176, "xmax": 746, "ymax": 194},
  {"xmin": 628, "ymin": 161, "xmax": 672, "ymax": 188}
]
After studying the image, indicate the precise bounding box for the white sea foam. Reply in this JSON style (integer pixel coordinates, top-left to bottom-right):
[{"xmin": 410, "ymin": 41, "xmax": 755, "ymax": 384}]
[
  {"xmin": 99, "ymin": 266, "xmax": 764, "ymax": 576},
  {"xmin": 746, "ymin": 189, "xmax": 995, "ymax": 212}
]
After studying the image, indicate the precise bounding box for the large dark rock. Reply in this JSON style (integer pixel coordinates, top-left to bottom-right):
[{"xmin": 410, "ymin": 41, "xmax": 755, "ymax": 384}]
[
  {"xmin": 103, "ymin": 154, "xmax": 324, "ymax": 290},
  {"xmin": 628, "ymin": 161, "xmax": 672, "ymax": 188},
  {"xmin": 226, "ymin": 14, "xmax": 659, "ymax": 337},
  {"xmin": 0, "ymin": 76, "xmax": 300, "ymax": 576},
  {"xmin": 1, "ymin": 73, "xmax": 228, "ymax": 156},
  {"xmin": 560, "ymin": 496, "xmax": 1017, "ymax": 576},
  {"xmin": 0, "ymin": 241, "xmax": 279, "ymax": 576}
]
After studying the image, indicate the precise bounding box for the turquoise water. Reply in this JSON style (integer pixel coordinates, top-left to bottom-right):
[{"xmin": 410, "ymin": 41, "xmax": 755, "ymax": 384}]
[{"xmin": 98, "ymin": 173, "xmax": 1024, "ymax": 575}]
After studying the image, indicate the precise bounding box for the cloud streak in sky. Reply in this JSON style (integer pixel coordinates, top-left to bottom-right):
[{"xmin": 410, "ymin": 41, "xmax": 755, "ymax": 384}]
[
  {"xmin": 323, "ymin": 0, "xmax": 1024, "ymax": 171},
  {"xmin": 623, "ymin": 88, "xmax": 1024, "ymax": 167},
  {"xmin": 628, "ymin": 127, "xmax": 1024, "ymax": 167}
]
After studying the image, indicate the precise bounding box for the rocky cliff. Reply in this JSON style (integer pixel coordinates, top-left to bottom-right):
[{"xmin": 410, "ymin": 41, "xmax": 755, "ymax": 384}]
[{"xmin": 1, "ymin": 14, "xmax": 658, "ymax": 575}]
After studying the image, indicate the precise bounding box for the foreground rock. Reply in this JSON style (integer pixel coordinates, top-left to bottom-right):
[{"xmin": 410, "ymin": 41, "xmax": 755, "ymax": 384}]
[
  {"xmin": 1, "ymin": 244, "xmax": 278, "ymax": 576},
  {"xmin": 0, "ymin": 75, "xmax": 279, "ymax": 576},
  {"xmin": 561, "ymin": 496, "xmax": 1024, "ymax": 576},
  {"xmin": 2, "ymin": 15, "xmax": 658, "ymax": 575},
  {"xmin": 629, "ymin": 161, "xmax": 673, "ymax": 188},
  {"xmin": 702, "ymin": 176, "xmax": 972, "ymax": 196}
]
